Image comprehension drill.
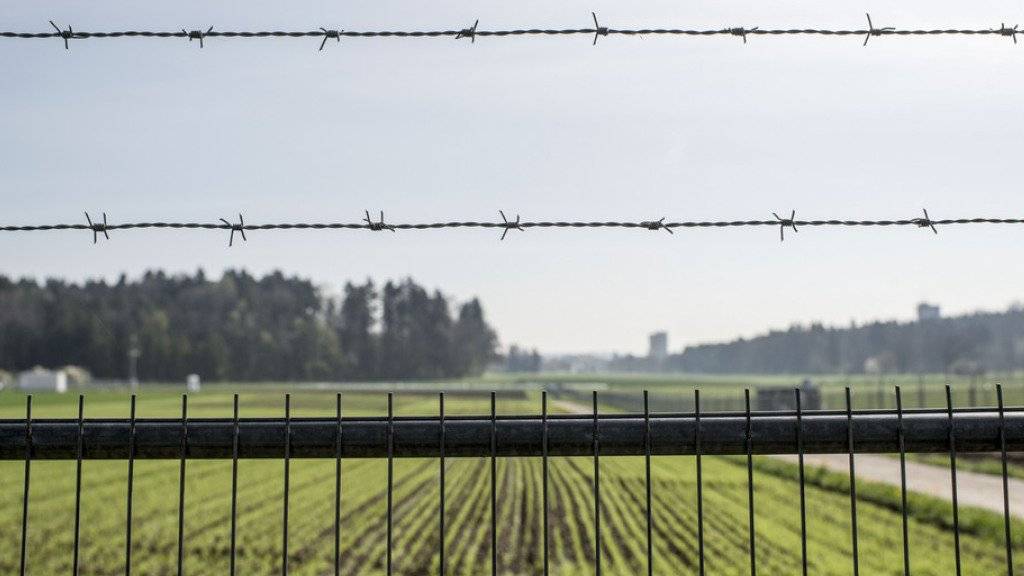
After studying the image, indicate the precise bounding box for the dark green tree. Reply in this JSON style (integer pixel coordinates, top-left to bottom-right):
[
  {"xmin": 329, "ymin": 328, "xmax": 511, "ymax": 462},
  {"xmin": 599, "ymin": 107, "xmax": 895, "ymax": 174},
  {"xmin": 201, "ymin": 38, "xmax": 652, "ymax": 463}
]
[
  {"xmin": 337, "ymin": 280, "xmax": 378, "ymax": 378},
  {"xmin": 454, "ymin": 298, "xmax": 498, "ymax": 375},
  {"xmin": 0, "ymin": 270, "xmax": 500, "ymax": 382}
]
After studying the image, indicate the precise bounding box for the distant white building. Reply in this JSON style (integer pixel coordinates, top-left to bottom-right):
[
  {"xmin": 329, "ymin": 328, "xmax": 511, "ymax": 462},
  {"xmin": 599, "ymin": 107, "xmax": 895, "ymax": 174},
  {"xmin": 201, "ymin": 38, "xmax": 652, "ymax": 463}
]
[{"xmin": 17, "ymin": 367, "xmax": 68, "ymax": 393}]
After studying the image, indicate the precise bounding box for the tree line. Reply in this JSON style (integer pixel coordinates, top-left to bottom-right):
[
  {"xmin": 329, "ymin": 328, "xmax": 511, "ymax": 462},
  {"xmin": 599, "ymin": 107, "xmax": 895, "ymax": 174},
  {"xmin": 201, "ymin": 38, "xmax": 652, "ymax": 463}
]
[
  {"xmin": 0, "ymin": 270, "xmax": 499, "ymax": 381},
  {"xmin": 664, "ymin": 305, "xmax": 1024, "ymax": 375}
]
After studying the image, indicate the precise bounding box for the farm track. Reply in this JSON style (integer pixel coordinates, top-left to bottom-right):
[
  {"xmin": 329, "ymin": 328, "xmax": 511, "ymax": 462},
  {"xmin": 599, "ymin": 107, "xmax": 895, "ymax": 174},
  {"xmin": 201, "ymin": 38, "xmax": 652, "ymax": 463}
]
[{"xmin": 778, "ymin": 452, "xmax": 1024, "ymax": 518}]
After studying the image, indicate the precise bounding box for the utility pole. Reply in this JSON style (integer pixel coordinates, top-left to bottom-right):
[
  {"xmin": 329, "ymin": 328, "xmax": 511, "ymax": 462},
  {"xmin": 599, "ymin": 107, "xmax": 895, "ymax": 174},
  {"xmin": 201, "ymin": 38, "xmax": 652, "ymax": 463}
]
[
  {"xmin": 918, "ymin": 373, "xmax": 926, "ymax": 408},
  {"xmin": 128, "ymin": 334, "xmax": 141, "ymax": 391}
]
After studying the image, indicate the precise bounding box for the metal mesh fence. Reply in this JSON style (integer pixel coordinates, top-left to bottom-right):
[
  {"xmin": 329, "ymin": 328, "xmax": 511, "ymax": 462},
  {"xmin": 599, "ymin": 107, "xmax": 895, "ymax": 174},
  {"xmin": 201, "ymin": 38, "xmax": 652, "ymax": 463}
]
[{"xmin": 1, "ymin": 386, "xmax": 1019, "ymax": 575}]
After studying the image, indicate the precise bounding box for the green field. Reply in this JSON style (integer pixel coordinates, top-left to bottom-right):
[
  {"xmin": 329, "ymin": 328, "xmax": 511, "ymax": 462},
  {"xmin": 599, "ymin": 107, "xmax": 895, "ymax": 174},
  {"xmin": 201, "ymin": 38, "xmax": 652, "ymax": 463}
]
[
  {"xmin": 505, "ymin": 371, "xmax": 1024, "ymax": 412},
  {"xmin": 0, "ymin": 383, "xmax": 1021, "ymax": 574}
]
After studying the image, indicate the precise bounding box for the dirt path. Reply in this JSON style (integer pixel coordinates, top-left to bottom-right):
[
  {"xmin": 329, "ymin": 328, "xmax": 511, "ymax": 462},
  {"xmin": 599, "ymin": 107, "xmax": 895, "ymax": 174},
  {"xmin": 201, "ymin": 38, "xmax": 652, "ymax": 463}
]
[
  {"xmin": 554, "ymin": 397, "xmax": 1024, "ymax": 518},
  {"xmin": 777, "ymin": 453, "xmax": 1024, "ymax": 518},
  {"xmin": 552, "ymin": 400, "xmax": 591, "ymax": 415}
]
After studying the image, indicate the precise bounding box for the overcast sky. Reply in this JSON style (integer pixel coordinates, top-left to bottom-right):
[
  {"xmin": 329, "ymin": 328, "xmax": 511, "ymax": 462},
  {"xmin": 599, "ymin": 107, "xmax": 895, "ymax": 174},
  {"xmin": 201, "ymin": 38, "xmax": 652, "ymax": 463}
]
[{"xmin": 2, "ymin": 1, "xmax": 1023, "ymax": 355}]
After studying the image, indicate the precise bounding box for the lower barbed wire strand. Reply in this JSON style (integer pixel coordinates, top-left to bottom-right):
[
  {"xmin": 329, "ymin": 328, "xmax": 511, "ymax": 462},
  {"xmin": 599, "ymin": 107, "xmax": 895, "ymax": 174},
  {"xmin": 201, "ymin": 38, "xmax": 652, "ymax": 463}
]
[{"xmin": 2, "ymin": 216, "xmax": 1024, "ymax": 234}]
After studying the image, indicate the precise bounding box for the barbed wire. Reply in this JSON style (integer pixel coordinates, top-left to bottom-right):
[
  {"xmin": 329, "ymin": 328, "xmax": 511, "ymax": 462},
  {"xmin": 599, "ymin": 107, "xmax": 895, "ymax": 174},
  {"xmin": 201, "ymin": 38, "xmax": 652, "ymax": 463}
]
[
  {"xmin": 1, "ymin": 209, "xmax": 1022, "ymax": 245},
  {"xmin": 0, "ymin": 15, "xmax": 1019, "ymax": 50}
]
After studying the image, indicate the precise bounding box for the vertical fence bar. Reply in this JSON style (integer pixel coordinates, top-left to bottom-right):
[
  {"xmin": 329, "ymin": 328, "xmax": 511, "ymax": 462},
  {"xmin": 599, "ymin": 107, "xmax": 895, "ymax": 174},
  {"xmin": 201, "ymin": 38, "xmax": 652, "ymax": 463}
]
[
  {"xmin": 593, "ymin": 390, "xmax": 601, "ymax": 576},
  {"xmin": 542, "ymin": 390, "xmax": 549, "ymax": 576},
  {"xmin": 998, "ymin": 384, "xmax": 1014, "ymax": 575},
  {"xmin": 491, "ymin": 391, "xmax": 498, "ymax": 576},
  {"xmin": 335, "ymin": 393, "xmax": 343, "ymax": 576},
  {"xmin": 845, "ymin": 387, "xmax": 859, "ymax": 576},
  {"xmin": 946, "ymin": 385, "xmax": 962, "ymax": 576},
  {"xmin": 282, "ymin": 394, "xmax": 291, "ymax": 576},
  {"xmin": 745, "ymin": 389, "xmax": 756, "ymax": 576},
  {"xmin": 695, "ymin": 390, "xmax": 704, "ymax": 576},
  {"xmin": 177, "ymin": 395, "xmax": 188, "ymax": 576},
  {"xmin": 644, "ymin": 390, "xmax": 653, "ymax": 576},
  {"xmin": 439, "ymin": 392, "xmax": 446, "ymax": 576},
  {"xmin": 72, "ymin": 394, "xmax": 85, "ymax": 576},
  {"xmin": 795, "ymin": 388, "xmax": 807, "ymax": 576},
  {"xmin": 19, "ymin": 395, "xmax": 32, "ymax": 576},
  {"xmin": 895, "ymin": 387, "xmax": 910, "ymax": 576},
  {"xmin": 125, "ymin": 395, "xmax": 137, "ymax": 576},
  {"xmin": 387, "ymin": 393, "xmax": 394, "ymax": 576},
  {"xmin": 230, "ymin": 395, "xmax": 240, "ymax": 576}
]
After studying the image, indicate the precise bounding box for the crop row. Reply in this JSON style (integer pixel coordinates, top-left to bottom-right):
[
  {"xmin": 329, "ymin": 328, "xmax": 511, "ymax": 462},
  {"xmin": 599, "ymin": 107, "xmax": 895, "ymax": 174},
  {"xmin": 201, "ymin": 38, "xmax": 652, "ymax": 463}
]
[{"xmin": 1, "ymin": 452, "xmax": 1021, "ymax": 574}]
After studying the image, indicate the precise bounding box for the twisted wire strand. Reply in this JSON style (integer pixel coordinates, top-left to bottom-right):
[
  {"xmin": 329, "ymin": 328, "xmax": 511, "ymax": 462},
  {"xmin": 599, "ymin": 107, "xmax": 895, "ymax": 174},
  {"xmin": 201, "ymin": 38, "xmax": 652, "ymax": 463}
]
[
  {"xmin": 3, "ymin": 216, "xmax": 1023, "ymax": 234},
  {"xmin": 1, "ymin": 22, "xmax": 1019, "ymax": 42}
]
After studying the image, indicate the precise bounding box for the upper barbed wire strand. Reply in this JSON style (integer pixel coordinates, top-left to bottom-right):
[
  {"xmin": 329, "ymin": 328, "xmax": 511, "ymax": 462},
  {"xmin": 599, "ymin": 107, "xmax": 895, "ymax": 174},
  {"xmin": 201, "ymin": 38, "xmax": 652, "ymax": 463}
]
[{"xmin": 0, "ymin": 22, "xmax": 1020, "ymax": 41}]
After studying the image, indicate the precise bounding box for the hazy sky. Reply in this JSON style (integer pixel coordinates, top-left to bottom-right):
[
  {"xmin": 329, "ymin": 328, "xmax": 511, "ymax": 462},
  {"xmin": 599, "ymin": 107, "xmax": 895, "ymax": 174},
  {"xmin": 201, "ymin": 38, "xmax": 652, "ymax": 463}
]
[{"xmin": 2, "ymin": 1, "xmax": 1023, "ymax": 355}]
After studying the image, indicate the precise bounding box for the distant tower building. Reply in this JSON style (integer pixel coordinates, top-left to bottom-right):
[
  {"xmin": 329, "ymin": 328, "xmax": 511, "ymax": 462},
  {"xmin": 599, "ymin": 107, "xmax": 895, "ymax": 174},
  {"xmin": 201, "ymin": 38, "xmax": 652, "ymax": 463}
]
[
  {"xmin": 648, "ymin": 332, "xmax": 668, "ymax": 361},
  {"xmin": 917, "ymin": 302, "xmax": 941, "ymax": 321}
]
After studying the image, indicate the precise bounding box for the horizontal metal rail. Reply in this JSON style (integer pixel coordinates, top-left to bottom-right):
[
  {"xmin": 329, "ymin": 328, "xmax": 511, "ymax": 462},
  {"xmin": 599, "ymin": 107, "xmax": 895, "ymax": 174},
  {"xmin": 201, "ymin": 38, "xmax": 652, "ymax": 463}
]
[{"xmin": 2, "ymin": 410, "xmax": 1021, "ymax": 460}]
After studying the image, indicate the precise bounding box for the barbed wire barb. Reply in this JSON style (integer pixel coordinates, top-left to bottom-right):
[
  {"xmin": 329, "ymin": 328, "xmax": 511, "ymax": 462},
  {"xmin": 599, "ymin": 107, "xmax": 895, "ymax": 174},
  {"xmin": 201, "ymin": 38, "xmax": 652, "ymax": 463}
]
[
  {"xmin": 184, "ymin": 26, "xmax": 213, "ymax": 48},
  {"xmin": 319, "ymin": 28, "xmax": 342, "ymax": 51},
  {"xmin": 914, "ymin": 208, "xmax": 938, "ymax": 234},
  {"xmin": 219, "ymin": 214, "xmax": 246, "ymax": 246},
  {"xmin": 773, "ymin": 210, "xmax": 798, "ymax": 242},
  {"xmin": 591, "ymin": 13, "xmax": 609, "ymax": 45},
  {"xmin": 49, "ymin": 20, "xmax": 73, "ymax": 50},
  {"xmin": 84, "ymin": 212, "xmax": 109, "ymax": 244},
  {"xmin": 863, "ymin": 13, "xmax": 894, "ymax": 46},
  {"xmin": 499, "ymin": 210, "xmax": 524, "ymax": 241},
  {"xmin": 998, "ymin": 23, "xmax": 1019, "ymax": 44},
  {"xmin": 730, "ymin": 27, "xmax": 758, "ymax": 44},
  {"xmin": 456, "ymin": 20, "xmax": 478, "ymax": 43},
  {"xmin": 641, "ymin": 217, "xmax": 673, "ymax": 234},
  {"xmin": 364, "ymin": 210, "xmax": 395, "ymax": 232}
]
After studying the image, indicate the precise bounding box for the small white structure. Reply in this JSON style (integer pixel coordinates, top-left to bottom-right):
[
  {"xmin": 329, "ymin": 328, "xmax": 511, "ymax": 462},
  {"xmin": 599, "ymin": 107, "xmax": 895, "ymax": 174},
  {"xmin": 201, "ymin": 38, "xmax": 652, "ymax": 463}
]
[
  {"xmin": 186, "ymin": 374, "xmax": 201, "ymax": 392},
  {"xmin": 18, "ymin": 367, "xmax": 68, "ymax": 393}
]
